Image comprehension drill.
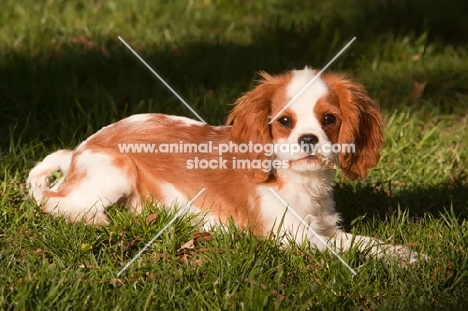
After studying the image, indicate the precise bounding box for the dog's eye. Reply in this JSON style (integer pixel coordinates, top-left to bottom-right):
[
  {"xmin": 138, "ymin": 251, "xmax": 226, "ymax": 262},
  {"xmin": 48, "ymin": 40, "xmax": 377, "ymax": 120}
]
[
  {"xmin": 322, "ymin": 114, "xmax": 336, "ymax": 126},
  {"xmin": 278, "ymin": 117, "xmax": 293, "ymax": 128}
]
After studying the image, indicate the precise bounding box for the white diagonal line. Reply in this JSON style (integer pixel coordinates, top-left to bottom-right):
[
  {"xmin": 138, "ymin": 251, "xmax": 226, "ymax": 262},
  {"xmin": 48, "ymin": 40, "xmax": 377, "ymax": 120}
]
[
  {"xmin": 267, "ymin": 188, "xmax": 358, "ymax": 276},
  {"xmin": 117, "ymin": 188, "xmax": 206, "ymax": 277},
  {"xmin": 118, "ymin": 36, "xmax": 207, "ymax": 124},
  {"xmin": 268, "ymin": 37, "xmax": 356, "ymax": 124}
]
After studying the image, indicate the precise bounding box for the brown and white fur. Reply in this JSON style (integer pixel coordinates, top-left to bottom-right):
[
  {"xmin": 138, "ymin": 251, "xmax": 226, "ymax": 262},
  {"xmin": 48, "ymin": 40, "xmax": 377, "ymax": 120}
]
[{"xmin": 27, "ymin": 67, "xmax": 421, "ymax": 263}]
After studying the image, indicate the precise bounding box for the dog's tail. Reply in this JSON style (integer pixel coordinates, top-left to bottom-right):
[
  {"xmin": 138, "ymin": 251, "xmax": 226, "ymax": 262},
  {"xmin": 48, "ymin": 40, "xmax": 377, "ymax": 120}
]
[{"xmin": 27, "ymin": 149, "xmax": 74, "ymax": 203}]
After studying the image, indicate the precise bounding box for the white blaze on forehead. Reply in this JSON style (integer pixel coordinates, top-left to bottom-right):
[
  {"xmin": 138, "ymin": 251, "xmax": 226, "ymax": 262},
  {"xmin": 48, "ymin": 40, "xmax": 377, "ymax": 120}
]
[
  {"xmin": 286, "ymin": 68, "xmax": 329, "ymax": 131},
  {"xmin": 276, "ymin": 68, "xmax": 332, "ymax": 157},
  {"xmin": 286, "ymin": 68, "xmax": 329, "ymax": 110}
]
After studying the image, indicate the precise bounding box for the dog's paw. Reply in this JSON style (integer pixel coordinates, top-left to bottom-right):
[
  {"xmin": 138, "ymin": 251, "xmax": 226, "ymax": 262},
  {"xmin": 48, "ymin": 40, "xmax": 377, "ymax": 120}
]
[
  {"xmin": 384, "ymin": 244, "xmax": 429, "ymax": 266},
  {"xmin": 27, "ymin": 171, "xmax": 50, "ymax": 203},
  {"xmin": 88, "ymin": 212, "xmax": 112, "ymax": 226}
]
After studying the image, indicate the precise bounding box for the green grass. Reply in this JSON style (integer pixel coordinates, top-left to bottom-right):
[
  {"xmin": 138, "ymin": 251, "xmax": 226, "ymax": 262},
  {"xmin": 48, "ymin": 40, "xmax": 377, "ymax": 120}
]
[{"xmin": 1, "ymin": 0, "xmax": 468, "ymax": 309}]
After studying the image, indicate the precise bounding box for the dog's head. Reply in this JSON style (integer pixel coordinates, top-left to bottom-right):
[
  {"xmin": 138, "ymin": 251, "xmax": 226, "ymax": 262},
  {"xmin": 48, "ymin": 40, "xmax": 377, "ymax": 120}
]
[{"xmin": 227, "ymin": 67, "xmax": 384, "ymax": 182}]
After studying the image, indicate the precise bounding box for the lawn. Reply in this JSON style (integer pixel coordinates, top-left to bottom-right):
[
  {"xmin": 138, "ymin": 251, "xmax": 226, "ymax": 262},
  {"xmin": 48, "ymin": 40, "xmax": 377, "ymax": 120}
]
[{"xmin": 1, "ymin": 0, "xmax": 468, "ymax": 309}]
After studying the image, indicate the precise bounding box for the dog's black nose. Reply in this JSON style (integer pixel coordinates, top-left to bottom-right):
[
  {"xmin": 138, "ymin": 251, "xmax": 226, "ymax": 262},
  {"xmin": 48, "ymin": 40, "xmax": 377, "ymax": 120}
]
[{"xmin": 298, "ymin": 134, "xmax": 319, "ymax": 152}]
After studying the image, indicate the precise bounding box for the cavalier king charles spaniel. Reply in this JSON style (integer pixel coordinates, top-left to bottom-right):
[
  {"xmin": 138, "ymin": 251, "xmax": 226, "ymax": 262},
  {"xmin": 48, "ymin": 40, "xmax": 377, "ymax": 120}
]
[{"xmin": 28, "ymin": 67, "xmax": 421, "ymax": 263}]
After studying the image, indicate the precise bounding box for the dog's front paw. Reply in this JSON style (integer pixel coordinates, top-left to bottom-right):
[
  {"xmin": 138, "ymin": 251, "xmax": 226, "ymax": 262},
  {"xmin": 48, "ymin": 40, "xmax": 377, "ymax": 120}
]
[{"xmin": 384, "ymin": 244, "xmax": 429, "ymax": 266}]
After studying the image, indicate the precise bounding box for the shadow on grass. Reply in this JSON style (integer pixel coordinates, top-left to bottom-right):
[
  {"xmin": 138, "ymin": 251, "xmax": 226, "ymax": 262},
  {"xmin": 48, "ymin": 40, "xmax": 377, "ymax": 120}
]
[{"xmin": 336, "ymin": 177, "xmax": 468, "ymax": 229}]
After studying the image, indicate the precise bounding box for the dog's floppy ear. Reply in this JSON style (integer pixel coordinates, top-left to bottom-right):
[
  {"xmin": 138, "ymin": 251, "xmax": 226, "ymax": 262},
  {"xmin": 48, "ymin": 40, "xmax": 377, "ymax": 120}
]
[
  {"xmin": 326, "ymin": 75, "xmax": 384, "ymax": 180},
  {"xmin": 227, "ymin": 72, "xmax": 277, "ymax": 182}
]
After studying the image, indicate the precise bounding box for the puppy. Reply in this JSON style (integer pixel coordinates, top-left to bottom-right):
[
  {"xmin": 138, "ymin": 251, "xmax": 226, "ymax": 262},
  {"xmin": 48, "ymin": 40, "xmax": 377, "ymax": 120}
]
[{"xmin": 28, "ymin": 67, "xmax": 421, "ymax": 263}]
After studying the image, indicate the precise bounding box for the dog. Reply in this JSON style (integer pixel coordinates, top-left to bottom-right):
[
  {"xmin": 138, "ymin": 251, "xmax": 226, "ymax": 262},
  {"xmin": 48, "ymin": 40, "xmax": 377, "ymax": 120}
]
[{"xmin": 27, "ymin": 67, "xmax": 421, "ymax": 263}]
